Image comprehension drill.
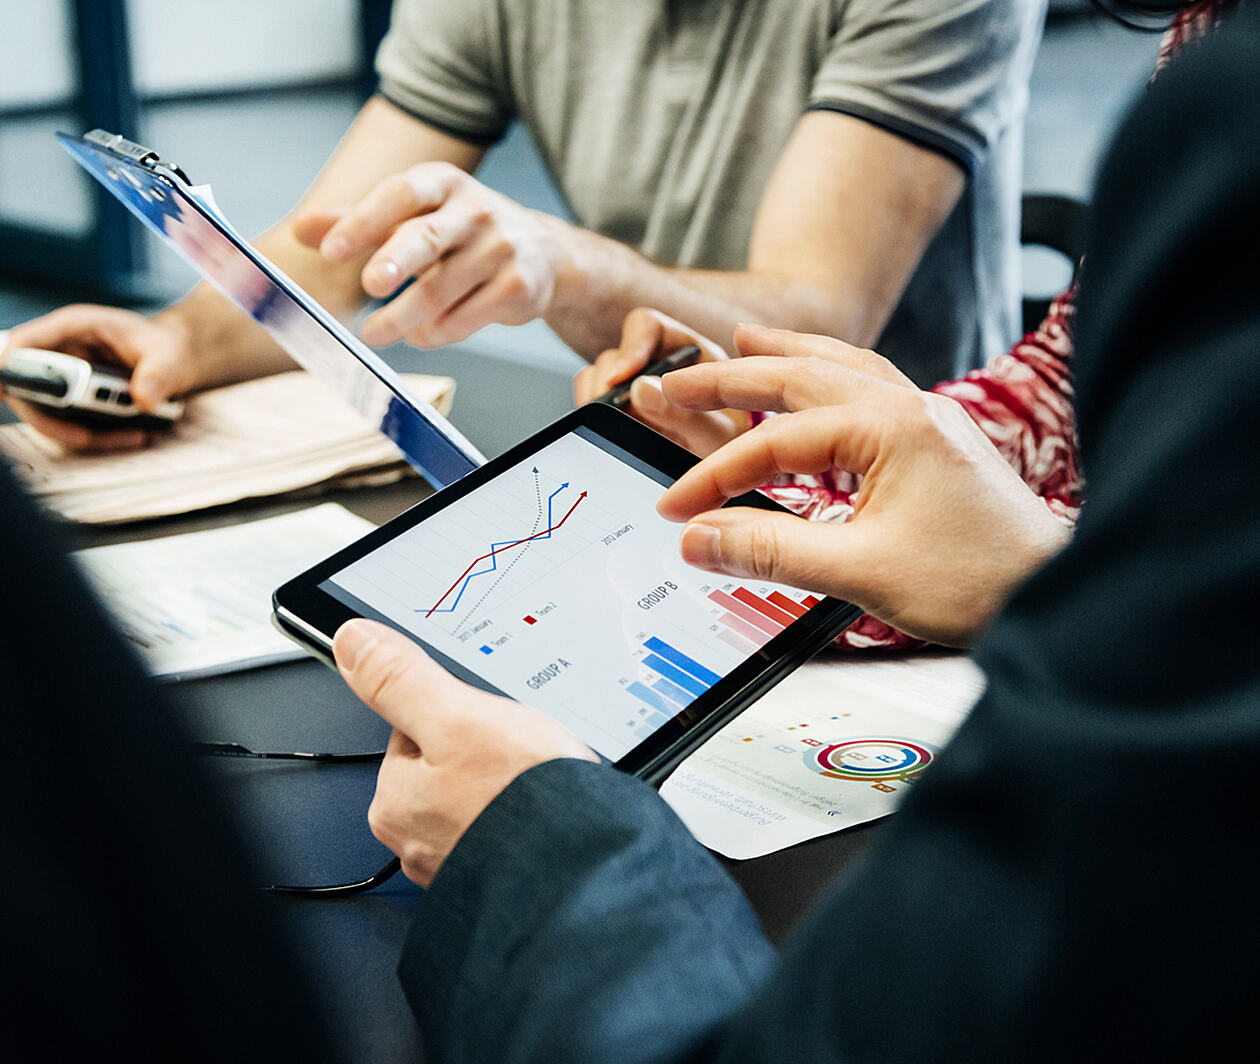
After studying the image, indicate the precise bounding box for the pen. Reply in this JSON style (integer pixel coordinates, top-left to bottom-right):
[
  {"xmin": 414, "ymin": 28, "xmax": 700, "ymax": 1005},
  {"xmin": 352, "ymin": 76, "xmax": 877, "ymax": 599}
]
[{"xmin": 591, "ymin": 345, "xmax": 703, "ymax": 408}]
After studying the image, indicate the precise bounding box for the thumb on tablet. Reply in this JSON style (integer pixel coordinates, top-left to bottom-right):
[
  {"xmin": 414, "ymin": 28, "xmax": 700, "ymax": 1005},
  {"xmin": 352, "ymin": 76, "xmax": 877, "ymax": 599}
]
[
  {"xmin": 333, "ymin": 619, "xmax": 598, "ymax": 768},
  {"xmin": 333, "ymin": 619, "xmax": 461, "ymax": 739},
  {"xmin": 678, "ymin": 508, "xmax": 869, "ymax": 604}
]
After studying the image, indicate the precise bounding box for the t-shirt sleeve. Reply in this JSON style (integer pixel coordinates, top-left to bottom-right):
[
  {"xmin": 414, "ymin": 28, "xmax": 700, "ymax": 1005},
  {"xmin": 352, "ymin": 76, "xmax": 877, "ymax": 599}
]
[
  {"xmin": 809, "ymin": 0, "xmax": 1044, "ymax": 174},
  {"xmin": 374, "ymin": 0, "xmax": 514, "ymax": 144}
]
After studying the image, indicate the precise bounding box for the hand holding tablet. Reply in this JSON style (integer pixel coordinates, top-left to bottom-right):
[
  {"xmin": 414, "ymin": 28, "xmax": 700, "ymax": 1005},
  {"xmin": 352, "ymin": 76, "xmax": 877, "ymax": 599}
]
[{"xmin": 275, "ymin": 403, "xmax": 861, "ymax": 785}]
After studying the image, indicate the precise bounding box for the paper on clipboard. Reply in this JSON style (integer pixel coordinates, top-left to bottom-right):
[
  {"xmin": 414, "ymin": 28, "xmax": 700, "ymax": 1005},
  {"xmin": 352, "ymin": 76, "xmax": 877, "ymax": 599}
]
[{"xmin": 56, "ymin": 129, "xmax": 486, "ymax": 489}]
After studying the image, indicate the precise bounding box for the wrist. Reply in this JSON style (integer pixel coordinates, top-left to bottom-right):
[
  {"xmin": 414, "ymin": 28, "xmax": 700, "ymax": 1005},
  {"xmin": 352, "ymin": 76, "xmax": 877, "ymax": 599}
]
[
  {"xmin": 541, "ymin": 212, "xmax": 593, "ymax": 321},
  {"xmin": 1025, "ymin": 506, "xmax": 1074, "ymax": 577},
  {"xmin": 155, "ymin": 289, "xmax": 293, "ymax": 392},
  {"xmin": 150, "ymin": 303, "xmax": 202, "ymax": 387},
  {"xmin": 992, "ymin": 504, "xmax": 1073, "ymax": 626}
]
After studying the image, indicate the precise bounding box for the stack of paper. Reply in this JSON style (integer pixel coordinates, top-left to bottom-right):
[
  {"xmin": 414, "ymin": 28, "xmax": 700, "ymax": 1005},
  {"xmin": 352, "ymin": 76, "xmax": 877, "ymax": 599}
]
[
  {"xmin": 74, "ymin": 503, "xmax": 375, "ymax": 680},
  {"xmin": 0, "ymin": 370, "xmax": 454, "ymax": 523}
]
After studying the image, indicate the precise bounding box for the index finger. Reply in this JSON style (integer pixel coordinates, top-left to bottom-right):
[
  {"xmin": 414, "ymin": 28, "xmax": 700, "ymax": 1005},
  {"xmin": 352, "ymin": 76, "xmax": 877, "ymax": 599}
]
[
  {"xmin": 585, "ymin": 308, "xmax": 727, "ymax": 392},
  {"xmin": 661, "ymin": 356, "xmax": 897, "ymax": 415},
  {"xmin": 733, "ymin": 324, "xmax": 916, "ymax": 389},
  {"xmin": 319, "ymin": 164, "xmax": 464, "ymax": 263},
  {"xmin": 657, "ymin": 404, "xmax": 889, "ymax": 520},
  {"xmin": 7, "ymin": 305, "xmax": 143, "ymax": 367}
]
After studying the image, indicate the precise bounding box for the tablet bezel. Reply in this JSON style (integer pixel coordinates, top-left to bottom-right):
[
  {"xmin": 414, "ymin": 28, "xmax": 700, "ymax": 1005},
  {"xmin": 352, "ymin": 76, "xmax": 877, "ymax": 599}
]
[{"xmin": 274, "ymin": 403, "xmax": 862, "ymax": 785}]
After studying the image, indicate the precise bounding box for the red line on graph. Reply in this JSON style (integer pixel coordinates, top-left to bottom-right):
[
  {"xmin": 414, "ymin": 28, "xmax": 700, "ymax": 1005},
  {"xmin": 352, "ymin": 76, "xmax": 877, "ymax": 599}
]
[{"xmin": 423, "ymin": 492, "xmax": 588, "ymax": 618}]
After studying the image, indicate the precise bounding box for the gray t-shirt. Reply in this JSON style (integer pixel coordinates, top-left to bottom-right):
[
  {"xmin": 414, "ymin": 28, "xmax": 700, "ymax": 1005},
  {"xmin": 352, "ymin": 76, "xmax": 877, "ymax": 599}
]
[{"xmin": 377, "ymin": 0, "xmax": 1044, "ymax": 383}]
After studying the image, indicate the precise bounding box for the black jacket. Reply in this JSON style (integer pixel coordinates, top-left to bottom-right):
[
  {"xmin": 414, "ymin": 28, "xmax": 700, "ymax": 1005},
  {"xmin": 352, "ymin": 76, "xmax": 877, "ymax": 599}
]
[{"xmin": 399, "ymin": 7, "xmax": 1260, "ymax": 1061}]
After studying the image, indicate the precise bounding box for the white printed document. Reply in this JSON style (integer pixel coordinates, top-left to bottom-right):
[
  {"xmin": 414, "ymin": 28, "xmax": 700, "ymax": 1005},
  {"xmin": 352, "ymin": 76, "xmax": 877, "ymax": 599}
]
[
  {"xmin": 662, "ymin": 652, "xmax": 985, "ymax": 859},
  {"xmin": 74, "ymin": 504, "xmax": 374, "ymax": 680}
]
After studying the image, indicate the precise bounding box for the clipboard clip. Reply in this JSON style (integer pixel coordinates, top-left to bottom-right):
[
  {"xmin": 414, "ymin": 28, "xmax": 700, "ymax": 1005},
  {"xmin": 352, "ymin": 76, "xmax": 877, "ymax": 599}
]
[{"xmin": 83, "ymin": 128, "xmax": 191, "ymax": 184}]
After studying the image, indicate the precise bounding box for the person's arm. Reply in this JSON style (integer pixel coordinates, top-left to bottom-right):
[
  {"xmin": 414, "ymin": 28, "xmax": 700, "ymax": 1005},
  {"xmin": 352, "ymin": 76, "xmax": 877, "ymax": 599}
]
[
  {"xmin": 311, "ymin": 109, "xmax": 964, "ymax": 367},
  {"xmin": 560, "ymin": 112, "xmax": 965, "ymax": 358},
  {"xmin": 932, "ymin": 286, "xmax": 1082, "ymax": 518}
]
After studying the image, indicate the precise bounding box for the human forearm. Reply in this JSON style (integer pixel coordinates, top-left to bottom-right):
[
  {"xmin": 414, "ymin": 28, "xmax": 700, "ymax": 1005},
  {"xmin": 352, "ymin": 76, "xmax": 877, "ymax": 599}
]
[
  {"xmin": 310, "ymin": 111, "xmax": 961, "ymax": 365},
  {"xmin": 330, "ymin": 620, "xmax": 772, "ymax": 1064},
  {"xmin": 556, "ymin": 112, "xmax": 963, "ymax": 363},
  {"xmin": 549, "ymin": 227, "xmax": 872, "ymax": 359}
]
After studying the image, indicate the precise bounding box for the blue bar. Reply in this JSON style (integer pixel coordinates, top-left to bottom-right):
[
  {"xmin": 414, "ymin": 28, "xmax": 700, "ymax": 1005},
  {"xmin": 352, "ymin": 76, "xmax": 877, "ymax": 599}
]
[
  {"xmin": 479, "ymin": 645, "xmax": 493, "ymax": 655},
  {"xmin": 652, "ymin": 678, "xmax": 693, "ymax": 709},
  {"xmin": 627, "ymin": 681, "xmax": 670, "ymax": 715},
  {"xmin": 644, "ymin": 637, "xmax": 722, "ymax": 686},
  {"xmin": 642, "ymin": 654, "xmax": 709, "ymax": 698}
]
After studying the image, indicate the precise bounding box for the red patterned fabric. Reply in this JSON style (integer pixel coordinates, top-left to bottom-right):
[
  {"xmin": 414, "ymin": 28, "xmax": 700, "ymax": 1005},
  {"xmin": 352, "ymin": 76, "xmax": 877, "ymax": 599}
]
[{"xmin": 757, "ymin": 1, "xmax": 1225, "ymax": 651}]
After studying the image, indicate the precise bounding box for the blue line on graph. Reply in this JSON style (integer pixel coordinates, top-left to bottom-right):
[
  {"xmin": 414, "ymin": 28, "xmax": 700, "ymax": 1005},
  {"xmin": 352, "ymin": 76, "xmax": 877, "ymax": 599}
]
[
  {"xmin": 642, "ymin": 653, "xmax": 710, "ymax": 698},
  {"xmin": 651, "ymin": 677, "xmax": 693, "ymax": 709},
  {"xmin": 627, "ymin": 681, "xmax": 671, "ymax": 716},
  {"xmin": 423, "ymin": 479, "xmax": 569, "ymax": 615},
  {"xmin": 643, "ymin": 636, "xmax": 721, "ymax": 686}
]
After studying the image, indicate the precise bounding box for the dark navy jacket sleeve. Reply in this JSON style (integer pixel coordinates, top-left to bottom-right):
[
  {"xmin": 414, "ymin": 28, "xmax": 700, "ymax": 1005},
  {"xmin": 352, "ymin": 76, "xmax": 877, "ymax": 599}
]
[
  {"xmin": 398, "ymin": 759, "xmax": 775, "ymax": 1064},
  {"xmin": 399, "ymin": 8, "xmax": 1260, "ymax": 1061}
]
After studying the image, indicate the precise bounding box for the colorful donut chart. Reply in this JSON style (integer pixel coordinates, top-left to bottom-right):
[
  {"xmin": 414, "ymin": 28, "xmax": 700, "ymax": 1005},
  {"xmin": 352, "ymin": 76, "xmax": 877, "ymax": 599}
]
[{"xmin": 803, "ymin": 737, "xmax": 935, "ymax": 782}]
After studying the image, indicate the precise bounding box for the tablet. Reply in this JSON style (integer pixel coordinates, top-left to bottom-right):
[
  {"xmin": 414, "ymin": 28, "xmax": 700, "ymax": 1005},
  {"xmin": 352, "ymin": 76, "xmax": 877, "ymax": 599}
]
[{"xmin": 274, "ymin": 404, "xmax": 862, "ymax": 784}]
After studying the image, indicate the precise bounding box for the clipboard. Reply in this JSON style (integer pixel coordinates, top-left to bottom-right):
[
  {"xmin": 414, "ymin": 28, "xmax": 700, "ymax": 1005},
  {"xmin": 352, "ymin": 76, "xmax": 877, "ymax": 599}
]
[{"xmin": 57, "ymin": 129, "xmax": 487, "ymax": 490}]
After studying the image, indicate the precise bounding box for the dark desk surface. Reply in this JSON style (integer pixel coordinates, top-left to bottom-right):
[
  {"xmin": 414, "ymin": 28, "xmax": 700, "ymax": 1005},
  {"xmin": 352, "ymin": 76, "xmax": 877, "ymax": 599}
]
[{"xmin": 55, "ymin": 358, "xmax": 879, "ymax": 1064}]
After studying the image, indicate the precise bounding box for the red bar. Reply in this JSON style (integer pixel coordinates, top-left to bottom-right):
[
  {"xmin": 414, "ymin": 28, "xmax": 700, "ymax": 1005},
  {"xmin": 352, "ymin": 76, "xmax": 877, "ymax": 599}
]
[
  {"xmin": 709, "ymin": 590, "xmax": 783, "ymax": 636},
  {"xmin": 802, "ymin": 595, "xmax": 821, "ymax": 608},
  {"xmin": 767, "ymin": 591, "xmax": 807, "ymax": 619},
  {"xmin": 523, "ymin": 615, "xmax": 537, "ymax": 625},
  {"xmin": 732, "ymin": 587, "xmax": 796, "ymax": 627},
  {"xmin": 719, "ymin": 611, "xmax": 772, "ymax": 646}
]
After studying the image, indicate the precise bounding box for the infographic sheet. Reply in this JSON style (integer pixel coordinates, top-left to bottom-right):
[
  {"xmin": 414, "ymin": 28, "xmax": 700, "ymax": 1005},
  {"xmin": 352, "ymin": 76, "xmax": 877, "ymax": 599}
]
[{"xmin": 662, "ymin": 652, "xmax": 986, "ymax": 858}]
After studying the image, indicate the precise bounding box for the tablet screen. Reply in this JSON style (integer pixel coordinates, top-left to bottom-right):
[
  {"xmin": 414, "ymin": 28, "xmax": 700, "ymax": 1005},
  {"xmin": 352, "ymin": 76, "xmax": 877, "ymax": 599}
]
[{"xmin": 319, "ymin": 425, "xmax": 825, "ymax": 761}]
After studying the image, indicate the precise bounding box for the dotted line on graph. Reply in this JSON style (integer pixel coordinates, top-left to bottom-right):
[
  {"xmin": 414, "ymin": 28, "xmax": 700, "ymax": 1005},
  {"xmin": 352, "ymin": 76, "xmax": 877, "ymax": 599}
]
[{"xmin": 453, "ymin": 470, "xmax": 545, "ymax": 634}]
